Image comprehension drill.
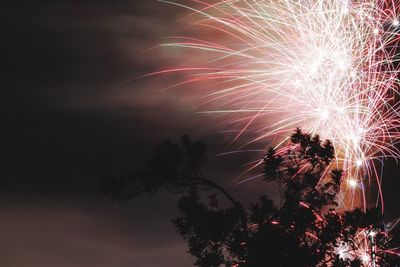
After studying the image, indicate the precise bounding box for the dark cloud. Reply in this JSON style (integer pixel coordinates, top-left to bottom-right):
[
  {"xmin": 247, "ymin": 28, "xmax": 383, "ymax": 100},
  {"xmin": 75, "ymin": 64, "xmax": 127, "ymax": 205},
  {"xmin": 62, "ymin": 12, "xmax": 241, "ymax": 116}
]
[
  {"xmin": 1, "ymin": 1, "xmax": 199, "ymax": 266},
  {"xmin": 0, "ymin": 195, "xmax": 192, "ymax": 267}
]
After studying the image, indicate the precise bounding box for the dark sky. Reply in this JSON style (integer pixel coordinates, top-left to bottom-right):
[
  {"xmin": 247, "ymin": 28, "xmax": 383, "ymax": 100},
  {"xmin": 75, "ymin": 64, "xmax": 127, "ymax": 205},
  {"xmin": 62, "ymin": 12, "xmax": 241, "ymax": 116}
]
[
  {"xmin": 2, "ymin": 1, "xmax": 400, "ymax": 266},
  {"xmin": 1, "ymin": 1, "xmax": 261, "ymax": 266}
]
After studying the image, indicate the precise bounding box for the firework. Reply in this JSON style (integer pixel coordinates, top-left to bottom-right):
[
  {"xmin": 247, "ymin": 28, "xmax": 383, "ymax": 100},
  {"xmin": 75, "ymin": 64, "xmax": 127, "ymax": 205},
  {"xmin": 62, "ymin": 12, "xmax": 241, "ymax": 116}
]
[{"xmin": 155, "ymin": 0, "xmax": 400, "ymax": 210}]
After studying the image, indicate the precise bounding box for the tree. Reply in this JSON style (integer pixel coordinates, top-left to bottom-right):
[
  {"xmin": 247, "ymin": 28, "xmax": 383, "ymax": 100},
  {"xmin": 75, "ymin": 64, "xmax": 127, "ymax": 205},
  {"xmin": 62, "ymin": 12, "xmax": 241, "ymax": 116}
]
[{"xmin": 101, "ymin": 129, "xmax": 399, "ymax": 267}]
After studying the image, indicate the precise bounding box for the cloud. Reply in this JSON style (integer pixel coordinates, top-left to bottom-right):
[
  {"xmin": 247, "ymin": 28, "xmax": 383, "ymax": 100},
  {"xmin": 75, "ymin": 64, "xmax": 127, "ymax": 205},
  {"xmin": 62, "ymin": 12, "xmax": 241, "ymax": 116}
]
[{"xmin": 0, "ymin": 197, "xmax": 192, "ymax": 267}]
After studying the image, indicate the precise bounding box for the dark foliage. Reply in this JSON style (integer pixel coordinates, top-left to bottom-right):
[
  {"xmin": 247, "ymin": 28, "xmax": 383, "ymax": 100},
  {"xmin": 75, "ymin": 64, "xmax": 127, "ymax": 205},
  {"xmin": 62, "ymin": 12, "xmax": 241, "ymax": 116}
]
[{"xmin": 101, "ymin": 129, "xmax": 399, "ymax": 267}]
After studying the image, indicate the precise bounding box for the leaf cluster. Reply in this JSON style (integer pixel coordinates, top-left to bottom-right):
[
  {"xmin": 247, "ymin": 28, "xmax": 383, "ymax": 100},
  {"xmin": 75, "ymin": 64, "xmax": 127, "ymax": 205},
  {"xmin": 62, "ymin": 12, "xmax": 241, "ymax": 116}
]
[{"xmin": 101, "ymin": 129, "xmax": 399, "ymax": 266}]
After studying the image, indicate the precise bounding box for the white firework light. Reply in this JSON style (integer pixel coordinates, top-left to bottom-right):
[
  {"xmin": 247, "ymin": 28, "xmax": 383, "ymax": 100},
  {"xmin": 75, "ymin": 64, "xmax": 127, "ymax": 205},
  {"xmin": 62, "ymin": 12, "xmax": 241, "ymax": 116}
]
[{"xmin": 157, "ymin": 0, "xmax": 400, "ymax": 210}]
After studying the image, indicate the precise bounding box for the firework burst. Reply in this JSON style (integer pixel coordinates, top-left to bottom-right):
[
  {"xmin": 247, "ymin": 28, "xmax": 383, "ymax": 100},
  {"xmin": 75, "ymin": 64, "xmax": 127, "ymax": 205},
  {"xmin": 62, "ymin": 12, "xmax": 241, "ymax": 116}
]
[{"xmin": 155, "ymin": 0, "xmax": 400, "ymax": 211}]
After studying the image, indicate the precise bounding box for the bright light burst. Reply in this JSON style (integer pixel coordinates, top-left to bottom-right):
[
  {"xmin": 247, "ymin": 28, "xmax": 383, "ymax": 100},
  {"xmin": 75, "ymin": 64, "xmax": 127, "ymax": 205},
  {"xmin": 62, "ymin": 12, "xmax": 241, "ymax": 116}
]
[
  {"xmin": 334, "ymin": 222, "xmax": 400, "ymax": 266},
  {"xmin": 157, "ymin": 0, "xmax": 400, "ymax": 210}
]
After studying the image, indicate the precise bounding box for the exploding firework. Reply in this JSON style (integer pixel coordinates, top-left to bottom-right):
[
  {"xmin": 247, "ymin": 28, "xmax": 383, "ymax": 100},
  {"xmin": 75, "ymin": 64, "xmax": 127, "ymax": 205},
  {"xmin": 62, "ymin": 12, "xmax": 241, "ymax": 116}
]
[
  {"xmin": 154, "ymin": 0, "xmax": 400, "ymax": 211},
  {"xmin": 334, "ymin": 218, "xmax": 400, "ymax": 266}
]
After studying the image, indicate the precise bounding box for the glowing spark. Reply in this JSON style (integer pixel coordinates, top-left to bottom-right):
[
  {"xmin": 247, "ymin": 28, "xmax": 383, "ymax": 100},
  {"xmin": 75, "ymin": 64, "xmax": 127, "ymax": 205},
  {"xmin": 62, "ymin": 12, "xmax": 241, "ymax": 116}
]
[
  {"xmin": 348, "ymin": 179, "xmax": 358, "ymax": 188},
  {"xmin": 369, "ymin": 230, "xmax": 377, "ymax": 237},
  {"xmin": 361, "ymin": 253, "xmax": 371, "ymax": 264},
  {"xmin": 356, "ymin": 159, "xmax": 363, "ymax": 168},
  {"xmin": 319, "ymin": 109, "xmax": 329, "ymax": 120},
  {"xmin": 336, "ymin": 242, "xmax": 352, "ymax": 260}
]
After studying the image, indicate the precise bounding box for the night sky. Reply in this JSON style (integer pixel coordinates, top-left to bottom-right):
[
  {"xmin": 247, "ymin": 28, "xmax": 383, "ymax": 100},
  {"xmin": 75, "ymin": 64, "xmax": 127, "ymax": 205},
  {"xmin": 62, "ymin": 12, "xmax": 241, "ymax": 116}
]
[{"xmin": 2, "ymin": 1, "xmax": 400, "ymax": 266}]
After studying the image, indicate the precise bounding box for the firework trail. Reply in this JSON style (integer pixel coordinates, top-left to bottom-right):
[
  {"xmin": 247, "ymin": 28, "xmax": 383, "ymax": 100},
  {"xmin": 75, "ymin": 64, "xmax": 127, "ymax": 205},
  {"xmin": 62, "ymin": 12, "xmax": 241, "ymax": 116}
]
[{"xmin": 155, "ymin": 0, "xmax": 400, "ymax": 211}]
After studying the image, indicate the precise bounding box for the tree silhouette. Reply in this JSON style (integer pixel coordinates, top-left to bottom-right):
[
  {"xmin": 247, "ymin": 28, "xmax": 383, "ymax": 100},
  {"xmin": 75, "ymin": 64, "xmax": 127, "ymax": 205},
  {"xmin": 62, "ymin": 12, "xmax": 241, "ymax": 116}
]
[{"xmin": 101, "ymin": 129, "xmax": 399, "ymax": 267}]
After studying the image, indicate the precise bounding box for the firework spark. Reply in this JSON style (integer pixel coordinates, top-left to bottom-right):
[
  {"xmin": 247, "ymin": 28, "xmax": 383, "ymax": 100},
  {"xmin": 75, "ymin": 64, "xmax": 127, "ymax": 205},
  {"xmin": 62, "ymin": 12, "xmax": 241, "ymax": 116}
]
[{"xmin": 155, "ymin": 0, "xmax": 400, "ymax": 211}]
